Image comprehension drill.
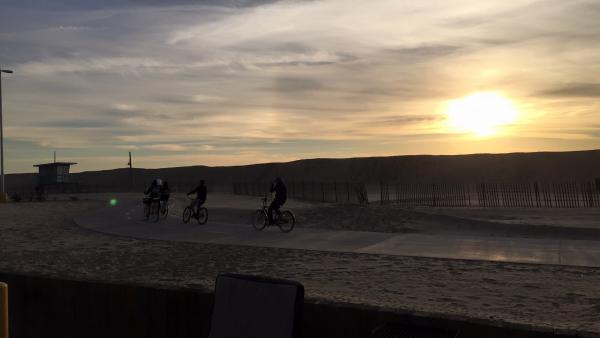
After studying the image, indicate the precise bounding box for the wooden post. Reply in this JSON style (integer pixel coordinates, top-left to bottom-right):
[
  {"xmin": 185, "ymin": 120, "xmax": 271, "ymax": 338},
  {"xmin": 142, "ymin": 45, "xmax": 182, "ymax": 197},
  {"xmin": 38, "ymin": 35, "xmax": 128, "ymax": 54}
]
[
  {"xmin": 333, "ymin": 182, "xmax": 338, "ymax": 203},
  {"xmin": 575, "ymin": 182, "xmax": 581, "ymax": 208},
  {"xmin": 128, "ymin": 152, "xmax": 133, "ymax": 192},
  {"xmin": 482, "ymin": 183, "xmax": 487, "ymax": 208},
  {"xmin": 1, "ymin": 282, "xmax": 7, "ymax": 338},
  {"xmin": 467, "ymin": 184, "xmax": 471, "ymax": 207},
  {"xmin": 346, "ymin": 182, "xmax": 350, "ymax": 202},
  {"xmin": 464, "ymin": 184, "xmax": 469, "ymax": 207},
  {"xmin": 568, "ymin": 182, "xmax": 574, "ymax": 208},
  {"xmin": 454, "ymin": 184, "xmax": 458, "ymax": 207},
  {"xmin": 399, "ymin": 184, "xmax": 403, "ymax": 206}
]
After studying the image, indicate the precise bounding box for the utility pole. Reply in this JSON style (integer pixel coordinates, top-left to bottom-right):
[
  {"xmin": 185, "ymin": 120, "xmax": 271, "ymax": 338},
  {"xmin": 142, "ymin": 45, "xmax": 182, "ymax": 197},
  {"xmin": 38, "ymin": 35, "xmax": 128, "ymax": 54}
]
[
  {"xmin": 54, "ymin": 151, "xmax": 56, "ymax": 163},
  {"xmin": 127, "ymin": 152, "xmax": 133, "ymax": 191},
  {"xmin": 0, "ymin": 68, "xmax": 14, "ymax": 197}
]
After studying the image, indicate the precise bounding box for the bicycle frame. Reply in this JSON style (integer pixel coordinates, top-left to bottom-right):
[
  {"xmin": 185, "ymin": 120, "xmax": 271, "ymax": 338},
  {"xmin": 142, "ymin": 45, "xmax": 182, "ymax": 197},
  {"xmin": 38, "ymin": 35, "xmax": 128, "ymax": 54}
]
[
  {"xmin": 260, "ymin": 197, "xmax": 283, "ymax": 223},
  {"xmin": 188, "ymin": 197, "xmax": 205, "ymax": 217}
]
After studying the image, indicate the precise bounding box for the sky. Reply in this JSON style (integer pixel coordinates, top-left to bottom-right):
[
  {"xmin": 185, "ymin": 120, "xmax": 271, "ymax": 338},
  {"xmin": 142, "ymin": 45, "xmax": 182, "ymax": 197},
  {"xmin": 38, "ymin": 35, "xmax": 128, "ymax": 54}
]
[{"xmin": 1, "ymin": 0, "xmax": 599, "ymax": 173}]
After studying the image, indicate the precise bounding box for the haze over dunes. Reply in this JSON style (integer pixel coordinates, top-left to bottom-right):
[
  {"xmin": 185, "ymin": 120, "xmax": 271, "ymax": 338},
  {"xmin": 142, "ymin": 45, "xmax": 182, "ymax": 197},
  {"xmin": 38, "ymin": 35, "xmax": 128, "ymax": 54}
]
[{"xmin": 6, "ymin": 150, "xmax": 600, "ymax": 191}]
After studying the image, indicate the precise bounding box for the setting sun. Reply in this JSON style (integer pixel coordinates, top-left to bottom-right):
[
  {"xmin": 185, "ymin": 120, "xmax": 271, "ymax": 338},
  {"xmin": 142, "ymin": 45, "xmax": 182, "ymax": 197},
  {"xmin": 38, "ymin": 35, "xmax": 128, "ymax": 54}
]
[{"xmin": 445, "ymin": 92, "xmax": 520, "ymax": 137}]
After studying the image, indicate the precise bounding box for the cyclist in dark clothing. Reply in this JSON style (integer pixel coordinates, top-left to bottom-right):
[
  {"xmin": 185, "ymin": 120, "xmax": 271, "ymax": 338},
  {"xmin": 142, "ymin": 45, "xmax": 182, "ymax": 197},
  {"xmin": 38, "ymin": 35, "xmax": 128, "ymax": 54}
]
[
  {"xmin": 268, "ymin": 177, "xmax": 287, "ymax": 225},
  {"xmin": 144, "ymin": 179, "xmax": 161, "ymax": 198},
  {"xmin": 143, "ymin": 179, "xmax": 162, "ymax": 206},
  {"xmin": 160, "ymin": 181, "xmax": 170, "ymax": 203},
  {"xmin": 187, "ymin": 180, "xmax": 207, "ymax": 215}
]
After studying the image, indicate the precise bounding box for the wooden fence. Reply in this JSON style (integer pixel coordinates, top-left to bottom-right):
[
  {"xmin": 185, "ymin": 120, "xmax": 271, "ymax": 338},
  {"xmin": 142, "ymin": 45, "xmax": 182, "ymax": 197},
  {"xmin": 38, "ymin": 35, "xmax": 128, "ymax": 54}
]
[
  {"xmin": 235, "ymin": 180, "xmax": 600, "ymax": 208},
  {"xmin": 381, "ymin": 181, "xmax": 600, "ymax": 208},
  {"xmin": 233, "ymin": 182, "xmax": 369, "ymax": 204}
]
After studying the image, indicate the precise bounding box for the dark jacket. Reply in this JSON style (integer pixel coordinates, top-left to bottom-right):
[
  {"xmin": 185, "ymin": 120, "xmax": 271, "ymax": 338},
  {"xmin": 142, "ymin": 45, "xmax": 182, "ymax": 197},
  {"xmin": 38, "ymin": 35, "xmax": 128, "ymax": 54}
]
[
  {"xmin": 188, "ymin": 185, "xmax": 207, "ymax": 201},
  {"xmin": 160, "ymin": 184, "xmax": 170, "ymax": 201},
  {"xmin": 145, "ymin": 183, "xmax": 160, "ymax": 198},
  {"xmin": 270, "ymin": 182, "xmax": 287, "ymax": 204}
]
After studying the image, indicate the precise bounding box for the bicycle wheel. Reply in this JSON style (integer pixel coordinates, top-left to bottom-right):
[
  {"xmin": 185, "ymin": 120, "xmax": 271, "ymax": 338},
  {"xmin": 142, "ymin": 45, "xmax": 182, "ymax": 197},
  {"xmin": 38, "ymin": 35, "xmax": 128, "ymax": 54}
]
[
  {"xmin": 197, "ymin": 207, "xmax": 208, "ymax": 225},
  {"xmin": 152, "ymin": 201, "xmax": 160, "ymax": 222},
  {"xmin": 277, "ymin": 210, "xmax": 295, "ymax": 233},
  {"xmin": 252, "ymin": 210, "xmax": 267, "ymax": 231},
  {"xmin": 160, "ymin": 202, "xmax": 169, "ymax": 219},
  {"xmin": 183, "ymin": 206, "xmax": 192, "ymax": 224}
]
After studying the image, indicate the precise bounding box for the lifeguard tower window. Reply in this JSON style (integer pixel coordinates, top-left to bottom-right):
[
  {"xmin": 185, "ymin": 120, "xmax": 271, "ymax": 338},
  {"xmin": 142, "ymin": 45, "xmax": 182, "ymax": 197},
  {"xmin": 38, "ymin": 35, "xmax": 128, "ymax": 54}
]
[{"xmin": 33, "ymin": 162, "xmax": 77, "ymax": 185}]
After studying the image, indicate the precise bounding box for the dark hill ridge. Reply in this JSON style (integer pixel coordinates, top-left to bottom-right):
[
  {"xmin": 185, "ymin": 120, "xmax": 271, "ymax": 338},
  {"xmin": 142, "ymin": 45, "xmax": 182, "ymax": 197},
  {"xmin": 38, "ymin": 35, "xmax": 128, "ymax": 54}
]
[{"xmin": 6, "ymin": 149, "xmax": 600, "ymax": 192}]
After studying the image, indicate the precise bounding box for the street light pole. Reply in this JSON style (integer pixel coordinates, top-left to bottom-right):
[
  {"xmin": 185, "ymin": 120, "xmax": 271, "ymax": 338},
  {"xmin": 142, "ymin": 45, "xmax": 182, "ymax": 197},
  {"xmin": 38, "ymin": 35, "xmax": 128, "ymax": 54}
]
[{"xmin": 0, "ymin": 68, "xmax": 14, "ymax": 196}]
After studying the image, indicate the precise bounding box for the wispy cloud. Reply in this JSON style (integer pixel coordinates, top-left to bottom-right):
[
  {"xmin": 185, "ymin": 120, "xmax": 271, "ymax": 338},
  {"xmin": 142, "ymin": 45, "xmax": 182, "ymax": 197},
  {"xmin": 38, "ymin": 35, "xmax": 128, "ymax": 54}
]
[
  {"xmin": 1, "ymin": 0, "xmax": 600, "ymax": 172},
  {"xmin": 539, "ymin": 83, "xmax": 600, "ymax": 98}
]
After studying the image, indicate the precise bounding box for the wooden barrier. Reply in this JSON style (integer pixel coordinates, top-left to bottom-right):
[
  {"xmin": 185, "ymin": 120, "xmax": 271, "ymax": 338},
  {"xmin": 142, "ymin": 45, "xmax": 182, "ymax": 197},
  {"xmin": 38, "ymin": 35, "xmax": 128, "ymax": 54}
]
[
  {"xmin": 233, "ymin": 181, "xmax": 368, "ymax": 204},
  {"xmin": 0, "ymin": 272, "xmax": 584, "ymax": 338},
  {"xmin": 0, "ymin": 282, "xmax": 7, "ymax": 338},
  {"xmin": 233, "ymin": 180, "xmax": 600, "ymax": 208}
]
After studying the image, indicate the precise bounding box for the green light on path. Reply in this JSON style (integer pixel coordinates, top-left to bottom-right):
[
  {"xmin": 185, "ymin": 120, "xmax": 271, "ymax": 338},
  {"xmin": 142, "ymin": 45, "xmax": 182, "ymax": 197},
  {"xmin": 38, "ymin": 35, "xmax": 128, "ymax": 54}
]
[{"xmin": 109, "ymin": 199, "xmax": 118, "ymax": 206}]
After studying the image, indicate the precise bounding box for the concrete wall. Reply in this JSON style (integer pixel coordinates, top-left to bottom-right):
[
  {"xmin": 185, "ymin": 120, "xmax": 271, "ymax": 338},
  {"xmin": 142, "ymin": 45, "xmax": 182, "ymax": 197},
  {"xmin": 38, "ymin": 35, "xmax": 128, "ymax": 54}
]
[{"xmin": 0, "ymin": 273, "xmax": 583, "ymax": 338}]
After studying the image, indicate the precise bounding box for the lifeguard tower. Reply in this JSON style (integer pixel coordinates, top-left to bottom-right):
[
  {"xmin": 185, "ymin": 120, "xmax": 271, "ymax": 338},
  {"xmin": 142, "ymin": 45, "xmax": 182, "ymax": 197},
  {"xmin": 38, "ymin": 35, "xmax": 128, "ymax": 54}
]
[
  {"xmin": 34, "ymin": 161, "xmax": 77, "ymax": 184},
  {"xmin": 33, "ymin": 158, "xmax": 78, "ymax": 192}
]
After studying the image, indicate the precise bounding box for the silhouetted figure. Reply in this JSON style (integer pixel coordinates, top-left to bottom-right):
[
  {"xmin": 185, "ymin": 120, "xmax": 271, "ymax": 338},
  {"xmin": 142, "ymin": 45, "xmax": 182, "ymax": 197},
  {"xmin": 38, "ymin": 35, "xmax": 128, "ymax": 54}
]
[
  {"xmin": 268, "ymin": 177, "xmax": 287, "ymax": 225},
  {"xmin": 187, "ymin": 180, "xmax": 207, "ymax": 215},
  {"xmin": 144, "ymin": 179, "xmax": 162, "ymax": 204},
  {"xmin": 160, "ymin": 181, "xmax": 170, "ymax": 203}
]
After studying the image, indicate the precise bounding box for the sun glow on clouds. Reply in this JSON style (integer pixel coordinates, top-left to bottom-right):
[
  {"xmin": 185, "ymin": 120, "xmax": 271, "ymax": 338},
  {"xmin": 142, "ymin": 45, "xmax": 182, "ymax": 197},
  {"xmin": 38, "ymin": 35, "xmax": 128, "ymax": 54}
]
[
  {"xmin": 445, "ymin": 92, "xmax": 520, "ymax": 137},
  {"xmin": 2, "ymin": 0, "xmax": 600, "ymax": 173}
]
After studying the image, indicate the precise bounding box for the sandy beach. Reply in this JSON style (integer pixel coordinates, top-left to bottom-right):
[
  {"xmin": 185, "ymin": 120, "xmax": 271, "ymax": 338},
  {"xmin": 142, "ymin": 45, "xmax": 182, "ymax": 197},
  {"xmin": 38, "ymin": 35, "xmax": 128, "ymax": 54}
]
[{"xmin": 1, "ymin": 200, "xmax": 600, "ymax": 336}]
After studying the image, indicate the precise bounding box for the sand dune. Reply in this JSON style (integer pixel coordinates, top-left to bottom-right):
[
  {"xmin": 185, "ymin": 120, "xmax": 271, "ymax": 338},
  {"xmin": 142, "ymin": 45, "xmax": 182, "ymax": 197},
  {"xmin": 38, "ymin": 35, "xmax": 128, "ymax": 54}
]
[{"xmin": 6, "ymin": 149, "xmax": 600, "ymax": 193}]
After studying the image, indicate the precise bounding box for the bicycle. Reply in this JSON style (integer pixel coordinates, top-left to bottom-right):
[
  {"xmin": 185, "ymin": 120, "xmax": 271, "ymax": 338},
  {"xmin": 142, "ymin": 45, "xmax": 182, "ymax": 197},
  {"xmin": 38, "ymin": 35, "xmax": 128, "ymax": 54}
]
[
  {"xmin": 182, "ymin": 197, "xmax": 208, "ymax": 225},
  {"xmin": 143, "ymin": 197, "xmax": 160, "ymax": 222},
  {"xmin": 252, "ymin": 197, "xmax": 295, "ymax": 233},
  {"xmin": 159, "ymin": 199, "xmax": 169, "ymax": 219}
]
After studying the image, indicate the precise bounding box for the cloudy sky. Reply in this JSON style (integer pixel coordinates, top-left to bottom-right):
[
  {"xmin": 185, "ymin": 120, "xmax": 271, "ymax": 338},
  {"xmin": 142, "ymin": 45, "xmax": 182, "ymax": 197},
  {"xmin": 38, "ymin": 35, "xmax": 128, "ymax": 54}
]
[{"xmin": 1, "ymin": 0, "xmax": 599, "ymax": 173}]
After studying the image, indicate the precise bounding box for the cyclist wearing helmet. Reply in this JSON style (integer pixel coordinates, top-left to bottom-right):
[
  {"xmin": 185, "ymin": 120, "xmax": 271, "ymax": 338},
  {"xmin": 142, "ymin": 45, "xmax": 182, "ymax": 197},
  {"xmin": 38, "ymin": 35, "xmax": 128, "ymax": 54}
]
[
  {"xmin": 143, "ymin": 178, "xmax": 162, "ymax": 206},
  {"xmin": 144, "ymin": 179, "xmax": 162, "ymax": 198},
  {"xmin": 268, "ymin": 177, "xmax": 287, "ymax": 225},
  {"xmin": 187, "ymin": 180, "xmax": 207, "ymax": 215},
  {"xmin": 160, "ymin": 180, "xmax": 171, "ymax": 203}
]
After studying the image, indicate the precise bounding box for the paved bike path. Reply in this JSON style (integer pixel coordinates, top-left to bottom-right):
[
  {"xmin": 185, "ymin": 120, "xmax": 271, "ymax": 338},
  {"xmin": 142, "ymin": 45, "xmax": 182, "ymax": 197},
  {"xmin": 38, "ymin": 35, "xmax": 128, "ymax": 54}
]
[{"xmin": 75, "ymin": 199, "xmax": 600, "ymax": 268}]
